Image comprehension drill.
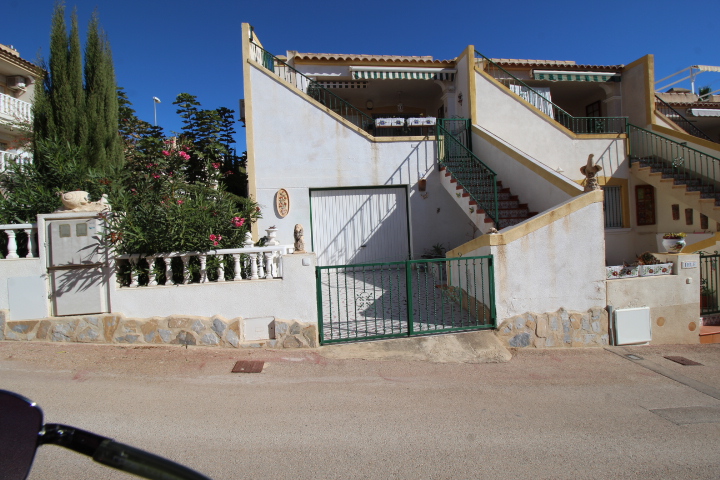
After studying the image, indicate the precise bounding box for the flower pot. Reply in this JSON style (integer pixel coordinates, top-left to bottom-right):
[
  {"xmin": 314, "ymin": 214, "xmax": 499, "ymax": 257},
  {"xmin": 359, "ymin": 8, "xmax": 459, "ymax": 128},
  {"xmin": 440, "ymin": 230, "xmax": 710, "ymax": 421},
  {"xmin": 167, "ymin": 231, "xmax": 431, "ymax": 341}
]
[
  {"xmin": 265, "ymin": 228, "xmax": 279, "ymax": 246},
  {"xmin": 606, "ymin": 265, "xmax": 639, "ymax": 279},
  {"xmin": 638, "ymin": 263, "xmax": 673, "ymax": 277},
  {"xmin": 661, "ymin": 238, "xmax": 686, "ymax": 253}
]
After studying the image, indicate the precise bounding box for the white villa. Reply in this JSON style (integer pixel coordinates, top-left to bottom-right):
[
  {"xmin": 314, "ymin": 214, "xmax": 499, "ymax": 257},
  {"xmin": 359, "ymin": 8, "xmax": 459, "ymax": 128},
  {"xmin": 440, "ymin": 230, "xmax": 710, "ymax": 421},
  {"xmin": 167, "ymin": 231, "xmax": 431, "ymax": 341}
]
[{"xmin": 0, "ymin": 43, "xmax": 38, "ymax": 170}]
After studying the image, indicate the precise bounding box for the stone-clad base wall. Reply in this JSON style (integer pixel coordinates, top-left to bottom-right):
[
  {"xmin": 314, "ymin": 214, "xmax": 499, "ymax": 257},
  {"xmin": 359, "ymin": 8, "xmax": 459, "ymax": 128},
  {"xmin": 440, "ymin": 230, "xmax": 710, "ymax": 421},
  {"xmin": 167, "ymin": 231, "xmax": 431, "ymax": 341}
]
[
  {"xmin": 0, "ymin": 310, "xmax": 317, "ymax": 348},
  {"xmin": 497, "ymin": 307, "xmax": 609, "ymax": 348}
]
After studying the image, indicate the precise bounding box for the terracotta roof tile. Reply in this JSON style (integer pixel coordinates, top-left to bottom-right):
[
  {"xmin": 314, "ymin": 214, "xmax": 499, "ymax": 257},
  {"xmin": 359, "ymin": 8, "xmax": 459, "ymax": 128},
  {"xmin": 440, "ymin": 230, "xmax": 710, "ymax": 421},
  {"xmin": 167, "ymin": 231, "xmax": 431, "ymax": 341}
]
[
  {"xmin": 489, "ymin": 58, "xmax": 623, "ymax": 70},
  {"xmin": 292, "ymin": 52, "xmax": 454, "ymax": 65}
]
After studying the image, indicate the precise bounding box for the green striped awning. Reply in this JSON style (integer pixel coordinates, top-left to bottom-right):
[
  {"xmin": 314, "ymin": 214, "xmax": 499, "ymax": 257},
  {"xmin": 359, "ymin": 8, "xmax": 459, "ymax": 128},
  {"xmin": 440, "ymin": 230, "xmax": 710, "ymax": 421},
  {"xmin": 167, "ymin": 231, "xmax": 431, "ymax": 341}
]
[
  {"xmin": 533, "ymin": 71, "xmax": 620, "ymax": 82},
  {"xmin": 352, "ymin": 70, "xmax": 455, "ymax": 81}
]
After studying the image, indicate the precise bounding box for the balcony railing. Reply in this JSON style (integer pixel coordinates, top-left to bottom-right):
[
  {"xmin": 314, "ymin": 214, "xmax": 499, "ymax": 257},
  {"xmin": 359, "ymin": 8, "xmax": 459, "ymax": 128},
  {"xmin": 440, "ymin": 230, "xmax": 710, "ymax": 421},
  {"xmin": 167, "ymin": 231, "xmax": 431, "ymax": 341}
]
[
  {"xmin": 654, "ymin": 95, "xmax": 714, "ymax": 142},
  {"xmin": 0, "ymin": 150, "xmax": 32, "ymax": 171},
  {"xmin": 0, "ymin": 93, "xmax": 32, "ymax": 124},
  {"xmin": 475, "ymin": 51, "xmax": 627, "ymax": 134},
  {"xmin": 248, "ymin": 42, "xmax": 378, "ymax": 134},
  {"xmin": 0, "ymin": 224, "xmax": 38, "ymax": 259},
  {"xmin": 115, "ymin": 245, "xmax": 293, "ymax": 287}
]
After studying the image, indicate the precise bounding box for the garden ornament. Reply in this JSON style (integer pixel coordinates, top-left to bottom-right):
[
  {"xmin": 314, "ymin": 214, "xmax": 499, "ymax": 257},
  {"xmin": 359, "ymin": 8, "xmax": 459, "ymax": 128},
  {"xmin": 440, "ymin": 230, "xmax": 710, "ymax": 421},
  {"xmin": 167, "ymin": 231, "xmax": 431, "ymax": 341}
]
[{"xmin": 580, "ymin": 154, "xmax": 602, "ymax": 192}]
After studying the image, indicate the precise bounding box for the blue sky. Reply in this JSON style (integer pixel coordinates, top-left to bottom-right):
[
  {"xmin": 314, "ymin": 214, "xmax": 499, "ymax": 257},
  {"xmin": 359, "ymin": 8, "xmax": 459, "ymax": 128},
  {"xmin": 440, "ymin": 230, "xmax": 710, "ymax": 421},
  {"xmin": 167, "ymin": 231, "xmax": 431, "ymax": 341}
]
[{"xmin": 3, "ymin": 0, "xmax": 719, "ymax": 154}]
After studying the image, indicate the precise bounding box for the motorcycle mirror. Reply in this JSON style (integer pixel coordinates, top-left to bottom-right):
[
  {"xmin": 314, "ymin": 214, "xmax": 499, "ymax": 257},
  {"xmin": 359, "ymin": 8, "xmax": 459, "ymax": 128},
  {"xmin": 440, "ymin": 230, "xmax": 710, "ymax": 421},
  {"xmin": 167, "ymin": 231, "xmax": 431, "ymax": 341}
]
[{"xmin": 0, "ymin": 390, "xmax": 212, "ymax": 480}]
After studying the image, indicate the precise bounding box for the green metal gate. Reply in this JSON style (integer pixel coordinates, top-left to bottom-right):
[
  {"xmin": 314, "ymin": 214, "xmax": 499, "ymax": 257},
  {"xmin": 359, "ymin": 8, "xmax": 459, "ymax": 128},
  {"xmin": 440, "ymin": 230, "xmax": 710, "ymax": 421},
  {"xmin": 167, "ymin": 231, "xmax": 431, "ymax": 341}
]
[
  {"xmin": 316, "ymin": 256, "xmax": 495, "ymax": 344},
  {"xmin": 700, "ymin": 253, "xmax": 720, "ymax": 316}
]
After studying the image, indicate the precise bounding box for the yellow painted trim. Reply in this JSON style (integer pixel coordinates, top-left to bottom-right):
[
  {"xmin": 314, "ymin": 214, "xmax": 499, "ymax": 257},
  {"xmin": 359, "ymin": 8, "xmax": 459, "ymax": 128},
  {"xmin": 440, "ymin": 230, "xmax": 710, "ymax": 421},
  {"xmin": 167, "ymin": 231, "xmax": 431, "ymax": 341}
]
[
  {"xmin": 471, "ymin": 125, "xmax": 583, "ymax": 196},
  {"xmin": 645, "ymin": 55, "xmax": 655, "ymax": 126},
  {"xmin": 598, "ymin": 176, "xmax": 631, "ymax": 228},
  {"xmin": 651, "ymin": 124, "xmax": 720, "ymax": 155},
  {"xmin": 474, "ymin": 66, "xmax": 626, "ymax": 141},
  {"xmin": 447, "ymin": 190, "xmax": 604, "ymax": 257},
  {"xmin": 686, "ymin": 233, "xmax": 720, "ymax": 253},
  {"xmin": 242, "ymin": 23, "xmax": 260, "ymax": 241},
  {"xmin": 466, "ymin": 45, "xmax": 477, "ymax": 125},
  {"xmin": 654, "ymin": 111, "xmax": 685, "ymax": 134},
  {"xmin": 455, "ymin": 45, "xmax": 470, "ymax": 64}
]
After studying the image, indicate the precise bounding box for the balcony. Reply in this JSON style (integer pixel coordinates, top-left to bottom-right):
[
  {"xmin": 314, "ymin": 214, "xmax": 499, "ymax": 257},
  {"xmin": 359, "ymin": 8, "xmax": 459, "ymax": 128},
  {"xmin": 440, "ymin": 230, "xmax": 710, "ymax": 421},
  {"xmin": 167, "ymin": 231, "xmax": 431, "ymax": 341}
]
[
  {"xmin": 0, "ymin": 92, "xmax": 32, "ymax": 124},
  {"xmin": 0, "ymin": 150, "xmax": 32, "ymax": 171}
]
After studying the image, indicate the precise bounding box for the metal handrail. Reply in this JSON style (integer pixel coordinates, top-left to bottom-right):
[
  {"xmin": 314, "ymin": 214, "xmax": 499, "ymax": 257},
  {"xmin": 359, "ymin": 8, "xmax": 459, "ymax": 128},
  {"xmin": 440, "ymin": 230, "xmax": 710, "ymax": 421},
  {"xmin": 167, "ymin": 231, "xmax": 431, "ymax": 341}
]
[
  {"xmin": 628, "ymin": 123, "xmax": 720, "ymax": 198},
  {"xmin": 436, "ymin": 123, "xmax": 500, "ymax": 227},
  {"xmin": 248, "ymin": 42, "xmax": 374, "ymax": 132},
  {"xmin": 474, "ymin": 51, "xmax": 627, "ymax": 134},
  {"xmin": 654, "ymin": 95, "xmax": 714, "ymax": 142}
]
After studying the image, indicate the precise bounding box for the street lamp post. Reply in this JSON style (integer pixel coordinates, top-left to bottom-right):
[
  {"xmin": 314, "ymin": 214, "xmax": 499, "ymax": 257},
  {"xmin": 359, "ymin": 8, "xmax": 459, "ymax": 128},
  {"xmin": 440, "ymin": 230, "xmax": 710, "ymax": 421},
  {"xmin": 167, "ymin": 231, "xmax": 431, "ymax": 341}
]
[{"xmin": 153, "ymin": 96, "xmax": 161, "ymax": 126}]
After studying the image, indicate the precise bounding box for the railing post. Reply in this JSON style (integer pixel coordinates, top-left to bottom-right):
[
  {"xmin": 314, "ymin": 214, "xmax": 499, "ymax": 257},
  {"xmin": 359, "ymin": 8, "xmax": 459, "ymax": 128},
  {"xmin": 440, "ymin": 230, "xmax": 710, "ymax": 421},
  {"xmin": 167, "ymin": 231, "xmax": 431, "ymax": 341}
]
[
  {"xmin": 163, "ymin": 256, "xmax": 174, "ymax": 285},
  {"xmin": 129, "ymin": 256, "xmax": 139, "ymax": 288},
  {"xmin": 264, "ymin": 251, "xmax": 274, "ymax": 279},
  {"xmin": 217, "ymin": 256, "xmax": 226, "ymax": 282},
  {"xmin": 249, "ymin": 253, "xmax": 259, "ymax": 280},
  {"xmin": 406, "ymin": 261, "xmax": 414, "ymax": 336},
  {"xmin": 24, "ymin": 228, "xmax": 36, "ymax": 258},
  {"xmin": 233, "ymin": 253, "xmax": 243, "ymax": 280},
  {"xmin": 199, "ymin": 254, "xmax": 208, "ymax": 283},
  {"xmin": 181, "ymin": 255, "xmax": 191, "ymax": 284},
  {"xmin": 5, "ymin": 230, "xmax": 19, "ymax": 259},
  {"xmin": 145, "ymin": 255, "xmax": 158, "ymax": 286}
]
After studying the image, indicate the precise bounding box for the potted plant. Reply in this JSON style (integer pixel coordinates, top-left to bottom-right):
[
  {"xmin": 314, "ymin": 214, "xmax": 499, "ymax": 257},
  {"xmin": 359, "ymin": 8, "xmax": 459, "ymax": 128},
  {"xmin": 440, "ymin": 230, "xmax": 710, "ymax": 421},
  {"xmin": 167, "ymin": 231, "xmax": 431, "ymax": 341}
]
[
  {"xmin": 636, "ymin": 251, "xmax": 674, "ymax": 276},
  {"xmin": 661, "ymin": 233, "xmax": 686, "ymax": 253},
  {"xmin": 701, "ymin": 278, "xmax": 716, "ymax": 310}
]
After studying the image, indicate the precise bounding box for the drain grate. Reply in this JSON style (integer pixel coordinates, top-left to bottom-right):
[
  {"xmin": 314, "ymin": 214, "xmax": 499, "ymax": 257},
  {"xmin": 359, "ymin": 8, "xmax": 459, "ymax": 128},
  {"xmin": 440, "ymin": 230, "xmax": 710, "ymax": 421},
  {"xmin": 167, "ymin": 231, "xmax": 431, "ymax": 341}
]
[
  {"xmin": 232, "ymin": 360, "xmax": 265, "ymax": 373},
  {"xmin": 664, "ymin": 356, "xmax": 703, "ymax": 366}
]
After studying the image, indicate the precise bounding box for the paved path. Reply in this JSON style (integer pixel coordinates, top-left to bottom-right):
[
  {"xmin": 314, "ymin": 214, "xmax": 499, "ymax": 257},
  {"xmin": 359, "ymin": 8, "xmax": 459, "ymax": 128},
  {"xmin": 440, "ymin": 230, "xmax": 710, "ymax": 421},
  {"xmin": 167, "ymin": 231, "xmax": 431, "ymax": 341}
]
[{"xmin": 1, "ymin": 341, "xmax": 719, "ymax": 479}]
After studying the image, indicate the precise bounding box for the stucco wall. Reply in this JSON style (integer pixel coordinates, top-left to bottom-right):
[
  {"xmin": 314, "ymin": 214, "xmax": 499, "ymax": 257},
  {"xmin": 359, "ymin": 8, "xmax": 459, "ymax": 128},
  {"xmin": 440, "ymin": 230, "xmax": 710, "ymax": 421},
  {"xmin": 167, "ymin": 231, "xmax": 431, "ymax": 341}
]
[
  {"xmin": 621, "ymin": 56, "xmax": 653, "ymax": 127},
  {"xmin": 471, "ymin": 127, "xmax": 578, "ymax": 214},
  {"xmin": 452, "ymin": 192, "xmax": 606, "ymax": 322},
  {"xmin": 0, "ymin": 258, "xmax": 47, "ymax": 319},
  {"xmin": 606, "ymin": 253, "xmax": 700, "ymax": 344},
  {"xmin": 247, "ymin": 63, "xmax": 472, "ymax": 257},
  {"xmin": 110, "ymin": 253, "xmax": 318, "ymax": 325},
  {"xmin": 473, "ymin": 69, "xmax": 627, "ymax": 180}
]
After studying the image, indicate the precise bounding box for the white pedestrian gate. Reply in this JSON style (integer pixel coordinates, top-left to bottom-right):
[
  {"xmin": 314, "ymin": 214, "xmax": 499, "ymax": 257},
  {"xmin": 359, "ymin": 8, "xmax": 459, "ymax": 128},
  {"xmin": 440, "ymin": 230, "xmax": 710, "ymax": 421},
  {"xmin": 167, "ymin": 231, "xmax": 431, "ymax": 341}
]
[{"xmin": 310, "ymin": 187, "xmax": 410, "ymax": 266}]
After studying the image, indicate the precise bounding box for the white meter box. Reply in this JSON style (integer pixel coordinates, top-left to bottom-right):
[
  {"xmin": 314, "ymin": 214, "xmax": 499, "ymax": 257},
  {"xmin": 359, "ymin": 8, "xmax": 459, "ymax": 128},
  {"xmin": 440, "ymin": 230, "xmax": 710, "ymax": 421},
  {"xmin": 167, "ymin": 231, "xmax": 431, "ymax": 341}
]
[{"xmin": 49, "ymin": 218, "xmax": 104, "ymax": 266}]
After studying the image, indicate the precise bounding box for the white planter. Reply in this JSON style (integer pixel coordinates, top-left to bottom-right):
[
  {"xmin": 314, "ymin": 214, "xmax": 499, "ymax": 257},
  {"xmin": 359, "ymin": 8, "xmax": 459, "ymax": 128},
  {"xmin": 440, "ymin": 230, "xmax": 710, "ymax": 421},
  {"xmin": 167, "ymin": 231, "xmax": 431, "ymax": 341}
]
[
  {"xmin": 638, "ymin": 263, "xmax": 673, "ymax": 277},
  {"xmin": 661, "ymin": 238, "xmax": 686, "ymax": 253},
  {"xmin": 606, "ymin": 265, "xmax": 639, "ymax": 279}
]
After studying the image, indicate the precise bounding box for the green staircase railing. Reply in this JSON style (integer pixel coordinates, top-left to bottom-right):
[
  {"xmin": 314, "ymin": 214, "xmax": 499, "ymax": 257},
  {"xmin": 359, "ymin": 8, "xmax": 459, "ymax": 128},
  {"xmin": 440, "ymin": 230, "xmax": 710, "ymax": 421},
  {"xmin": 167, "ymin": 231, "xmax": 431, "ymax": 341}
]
[
  {"xmin": 654, "ymin": 95, "xmax": 714, "ymax": 143},
  {"xmin": 475, "ymin": 51, "xmax": 627, "ymax": 134},
  {"xmin": 437, "ymin": 123, "xmax": 500, "ymax": 227},
  {"xmin": 249, "ymin": 42, "xmax": 373, "ymax": 131},
  {"xmin": 628, "ymin": 124, "xmax": 720, "ymax": 200}
]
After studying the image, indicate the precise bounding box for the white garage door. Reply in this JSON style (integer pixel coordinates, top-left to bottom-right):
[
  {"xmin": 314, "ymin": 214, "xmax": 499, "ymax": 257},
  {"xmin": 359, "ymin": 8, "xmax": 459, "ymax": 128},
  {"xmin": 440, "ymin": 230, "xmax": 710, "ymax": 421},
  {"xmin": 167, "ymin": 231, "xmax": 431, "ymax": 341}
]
[{"xmin": 311, "ymin": 187, "xmax": 410, "ymax": 266}]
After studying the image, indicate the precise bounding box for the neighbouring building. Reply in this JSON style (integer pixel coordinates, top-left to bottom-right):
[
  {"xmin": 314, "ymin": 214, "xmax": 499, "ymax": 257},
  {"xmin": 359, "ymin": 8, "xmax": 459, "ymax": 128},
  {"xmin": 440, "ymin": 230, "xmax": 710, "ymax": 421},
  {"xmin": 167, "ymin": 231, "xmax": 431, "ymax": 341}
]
[{"xmin": 0, "ymin": 43, "xmax": 39, "ymax": 171}]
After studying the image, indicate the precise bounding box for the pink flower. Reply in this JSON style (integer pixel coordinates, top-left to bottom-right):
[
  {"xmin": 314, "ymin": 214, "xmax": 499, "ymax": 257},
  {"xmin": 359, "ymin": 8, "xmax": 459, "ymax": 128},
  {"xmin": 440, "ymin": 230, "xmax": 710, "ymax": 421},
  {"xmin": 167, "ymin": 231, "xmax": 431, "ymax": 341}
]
[
  {"xmin": 209, "ymin": 234, "xmax": 222, "ymax": 246},
  {"xmin": 212, "ymin": 162, "xmax": 221, "ymax": 169},
  {"xmin": 179, "ymin": 151, "xmax": 190, "ymax": 160},
  {"xmin": 152, "ymin": 173, "xmax": 161, "ymax": 179},
  {"xmin": 232, "ymin": 217, "xmax": 245, "ymax": 227},
  {"xmin": 177, "ymin": 200, "xmax": 184, "ymax": 205},
  {"xmin": 162, "ymin": 150, "xmax": 170, "ymax": 156},
  {"xmin": 224, "ymin": 170, "xmax": 234, "ymax": 176}
]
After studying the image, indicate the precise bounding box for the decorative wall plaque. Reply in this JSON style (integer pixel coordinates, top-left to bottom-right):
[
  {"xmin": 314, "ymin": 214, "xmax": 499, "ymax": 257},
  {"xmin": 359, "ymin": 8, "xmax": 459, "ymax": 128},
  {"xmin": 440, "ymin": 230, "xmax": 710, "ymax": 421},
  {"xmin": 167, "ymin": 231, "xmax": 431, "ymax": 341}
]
[{"xmin": 276, "ymin": 188, "xmax": 290, "ymax": 218}]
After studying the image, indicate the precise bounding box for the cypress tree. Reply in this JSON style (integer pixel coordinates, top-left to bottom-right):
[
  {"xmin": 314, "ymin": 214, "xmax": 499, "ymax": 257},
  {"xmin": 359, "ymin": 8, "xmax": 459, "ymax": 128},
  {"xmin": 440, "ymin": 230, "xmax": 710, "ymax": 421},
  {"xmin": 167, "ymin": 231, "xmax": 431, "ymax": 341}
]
[
  {"xmin": 84, "ymin": 10, "xmax": 121, "ymax": 168},
  {"xmin": 67, "ymin": 8, "xmax": 86, "ymax": 148}
]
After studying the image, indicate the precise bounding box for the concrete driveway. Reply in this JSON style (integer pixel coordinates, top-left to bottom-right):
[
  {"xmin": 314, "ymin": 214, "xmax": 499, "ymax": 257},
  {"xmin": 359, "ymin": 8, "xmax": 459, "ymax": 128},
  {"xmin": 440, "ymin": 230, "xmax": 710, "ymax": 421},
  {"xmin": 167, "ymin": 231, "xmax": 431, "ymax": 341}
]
[{"xmin": 0, "ymin": 340, "xmax": 718, "ymax": 480}]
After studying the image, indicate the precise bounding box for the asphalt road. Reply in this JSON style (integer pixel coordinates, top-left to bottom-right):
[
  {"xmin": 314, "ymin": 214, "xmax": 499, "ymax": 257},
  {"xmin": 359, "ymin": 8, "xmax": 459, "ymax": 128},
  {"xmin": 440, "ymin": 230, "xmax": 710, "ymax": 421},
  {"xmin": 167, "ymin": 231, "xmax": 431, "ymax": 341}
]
[{"xmin": 1, "ymin": 341, "xmax": 719, "ymax": 480}]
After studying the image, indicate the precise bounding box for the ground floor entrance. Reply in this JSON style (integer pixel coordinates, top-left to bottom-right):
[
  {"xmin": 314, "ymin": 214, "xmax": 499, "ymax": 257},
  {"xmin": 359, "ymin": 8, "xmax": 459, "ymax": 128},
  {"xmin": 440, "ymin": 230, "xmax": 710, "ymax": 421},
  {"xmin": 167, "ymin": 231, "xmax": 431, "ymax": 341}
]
[{"xmin": 316, "ymin": 256, "xmax": 495, "ymax": 344}]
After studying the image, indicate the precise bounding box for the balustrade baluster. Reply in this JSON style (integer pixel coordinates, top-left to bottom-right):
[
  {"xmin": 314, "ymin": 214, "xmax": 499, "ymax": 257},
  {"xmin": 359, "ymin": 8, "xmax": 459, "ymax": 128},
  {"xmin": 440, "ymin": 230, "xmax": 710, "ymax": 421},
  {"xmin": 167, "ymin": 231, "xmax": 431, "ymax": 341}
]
[
  {"xmin": 23, "ymin": 229, "xmax": 36, "ymax": 258},
  {"xmin": 5, "ymin": 230, "xmax": 19, "ymax": 259},
  {"xmin": 181, "ymin": 255, "xmax": 191, "ymax": 284},
  {"xmin": 264, "ymin": 252, "xmax": 274, "ymax": 279},
  {"xmin": 217, "ymin": 255, "xmax": 226, "ymax": 282},
  {"xmin": 145, "ymin": 255, "xmax": 157, "ymax": 286},
  {"xmin": 233, "ymin": 254, "xmax": 242, "ymax": 281},
  {"xmin": 249, "ymin": 253, "xmax": 259, "ymax": 280},
  {"xmin": 163, "ymin": 257, "xmax": 174, "ymax": 285},
  {"xmin": 199, "ymin": 254, "xmax": 208, "ymax": 283},
  {"xmin": 256, "ymin": 252, "xmax": 266, "ymax": 279}
]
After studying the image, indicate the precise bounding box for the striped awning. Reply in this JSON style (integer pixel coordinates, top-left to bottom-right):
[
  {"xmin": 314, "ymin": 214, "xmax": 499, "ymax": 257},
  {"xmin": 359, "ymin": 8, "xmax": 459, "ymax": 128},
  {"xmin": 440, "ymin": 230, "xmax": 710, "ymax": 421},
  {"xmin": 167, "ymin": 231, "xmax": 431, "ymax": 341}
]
[
  {"xmin": 350, "ymin": 66, "xmax": 456, "ymax": 81},
  {"xmin": 533, "ymin": 70, "xmax": 620, "ymax": 82}
]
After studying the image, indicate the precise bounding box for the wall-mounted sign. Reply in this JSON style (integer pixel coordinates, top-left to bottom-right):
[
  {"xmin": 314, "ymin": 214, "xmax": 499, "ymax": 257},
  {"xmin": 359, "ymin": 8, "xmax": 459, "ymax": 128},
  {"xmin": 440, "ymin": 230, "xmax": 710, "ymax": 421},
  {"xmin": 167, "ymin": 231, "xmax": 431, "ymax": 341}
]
[{"xmin": 276, "ymin": 188, "xmax": 290, "ymax": 218}]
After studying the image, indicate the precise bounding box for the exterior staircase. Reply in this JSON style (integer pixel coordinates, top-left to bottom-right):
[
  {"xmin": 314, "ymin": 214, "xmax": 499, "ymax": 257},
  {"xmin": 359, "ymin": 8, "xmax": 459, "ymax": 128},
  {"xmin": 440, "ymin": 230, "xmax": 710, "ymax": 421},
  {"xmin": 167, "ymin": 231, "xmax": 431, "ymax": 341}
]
[
  {"xmin": 439, "ymin": 165, "xmax": 538, "ymax": 232},
  {"xmin": 628, "ymin": 124, "xmax": 720, "ymax": 223}
]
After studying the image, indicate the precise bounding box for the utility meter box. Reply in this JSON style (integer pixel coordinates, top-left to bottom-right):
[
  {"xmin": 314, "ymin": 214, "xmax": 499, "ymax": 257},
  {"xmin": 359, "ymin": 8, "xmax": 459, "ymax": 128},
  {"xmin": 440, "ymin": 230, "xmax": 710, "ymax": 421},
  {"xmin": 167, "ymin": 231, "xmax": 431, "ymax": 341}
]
[{"xmin": 47, "ymin": 216, "xmax": 109, "ymax": 316}]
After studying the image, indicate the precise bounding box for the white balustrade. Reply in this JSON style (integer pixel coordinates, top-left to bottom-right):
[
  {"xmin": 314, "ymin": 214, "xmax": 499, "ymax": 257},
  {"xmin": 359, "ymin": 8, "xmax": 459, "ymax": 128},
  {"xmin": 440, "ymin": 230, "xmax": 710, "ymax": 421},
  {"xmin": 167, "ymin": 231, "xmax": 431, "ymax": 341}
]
[
  {"xmin": 0, "ymin": 224, "xmax": 38, "ymax": 259},
  {"xmin": 0, "ymin": 93, "xmax": 32, "ymax": 123},
  {"xmin": 0, "ymin": 150, "xmax": 32, "ymax": 172},
  {"xmin": 115, "ymin": 245, "xmax": 292, "ymax": 287}
]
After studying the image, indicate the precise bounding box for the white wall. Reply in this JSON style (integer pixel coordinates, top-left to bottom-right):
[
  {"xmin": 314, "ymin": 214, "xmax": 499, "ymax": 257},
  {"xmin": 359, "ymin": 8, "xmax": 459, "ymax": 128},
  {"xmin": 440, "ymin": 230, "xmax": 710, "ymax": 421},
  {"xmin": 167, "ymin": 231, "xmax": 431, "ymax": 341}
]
[
  {"xmin": 110, "ymin": 253, "xmax": 318, "ymax": 324},
  {"xmin": 473, "ymin": 70, "xmax": 627, "ymax": 180},
  {"xmin": 457, "ymin": 194, "xmax": 607, "ymax": 321},
  {"xmin": 248, "ymin": 64, "xmax": 472, "ymax": 258},
  {"xmin": 472, "ymin": 127, "xmax": 579, "ymax": 214}
]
